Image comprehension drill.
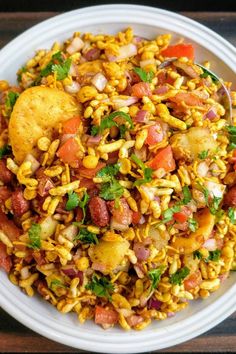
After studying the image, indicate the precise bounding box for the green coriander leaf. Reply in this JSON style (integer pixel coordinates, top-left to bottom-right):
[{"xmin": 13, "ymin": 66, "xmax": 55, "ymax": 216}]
[
  {"xmin": 197, "ymin": 183, "xmax": 209, "ymax": 205},
  {"xmin": 162, "ymin": 205, "xmax": 181, "ymax": 223},
  {"xmin": 131, "ymin": 154, "xmax": 146, "ymax": 170},
  {"xmin": 78, "ymin": 191, "xmax": 89, "ymax": 223},
  {"xmin": 182, "ymin": 186, "xmax": 192, "ymax": 205},
  {"xmin": 170, "ymin": 266, "xmax": 190, "ymax": 285},
  {"xmin": 92, "ymin": 111, "xmax": 134, "ymax": 135},
  {"xmin": 52, "ymin": 51, "xmax": 64, "ymax": 63},
  {"xmin": 0, "ymin": 144, "xmax": 11, "ymax": 159},
  {"xmin": 133, "ymin": 67, "xmax": 155, "ymax": 83},
  {"xmin": 193, "ymin": 250, "xmax": 203, "ymax": 260},
  {"xmin": 40, "ymin": 51, "xmax": 64, "ymax": 77},
  {"xmin": 215, "ymin": 209, "xmax": 224, "ymax": 223},
  {"xmin": 41, "ymin": 62, "xmax": 54, "ymax": 77},
  {"xmin": 85, "ymin": 274, "xmax": 114, "ymax": 300},
  {"xmin": 205, "ymin": 249, "xmax": 221, "ymax": 262},
  {"xmin": 228, "ymin": 207, "xmax": 236, "ymax": 224},
  {"xmin": 198, "ymin": 150, "xmax": 208, "ymax": 159},
  {"xmin": 200, "ymin": 68, "xmax": 219, "ymax": 83},
  {"xmin": 66, "ymin": 191, "xmax": 79, "ymax": 211},
  {"xmin": 226, "ymin": 125, "xmax": 236, "ymax": 135},
  {"xmin": 119, "ymin": 124, "xmax": 127, "ymax": 138},
  {"xmin": 148, "ymin": 266, "xmax": 165, "ymax": 291},
  {"xmin": 133, "ymin": 167, "xmax": 153, "ymax": 186},
  {"xmin": 96, "ymin": 164, "xmax": 120, "ymax": 182},
  {"xmin": 91, "ymin": 126, "xmax": 99, "ymax": 136},
  {"xmin": 188, "ymin": 218, "xmax": 199, "ymax": 232},
  {"xmin": 209, "ymin": 196, "xmax": 222, "ymax": 215},
  {"xmin": 6, "ymin": 91, "xmax": 19, "ymax": 110},
  {"xmin": 52, "ymin": 58, "xmax": 72, "ymax": 80},
  {"xmin": 226, "ymin": 126, "xmax": 236, "ymax": 151},
  {"xmin": 229, "ymin": 142, "xmax": 236, "ymax": 151},
  {"xmin": 50, "ymin": 279, "xmax": 67, "ymax": 289},
  {"xmin": 17, "ymin": 66, "xmax": 27, "ymax": 82},
  {"xmin": 99, "ymin": 179, "xmax": 124, "ymax": 201},
  {"xmin": 28, "ymin": 223, "xmax": 41, "ymax": 250},
  {"xmin": 131, "ymin": 154, "xmax": 153, "ymax": 186},
  {"xmin": 74, "ymin": 228, "xmax": 98, "ymax": 244}
]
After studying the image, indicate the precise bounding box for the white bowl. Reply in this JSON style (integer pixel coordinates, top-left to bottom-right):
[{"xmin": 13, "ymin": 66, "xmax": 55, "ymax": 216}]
[{"xmin": 0, "ymin": 5, "xmax": 236, "ymax": 353}]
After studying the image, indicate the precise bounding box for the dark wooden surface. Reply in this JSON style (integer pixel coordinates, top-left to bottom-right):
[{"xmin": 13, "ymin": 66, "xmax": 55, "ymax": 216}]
[{"xmin": 0, "ymin": 11, "xmax": 236, "ymax": 353}]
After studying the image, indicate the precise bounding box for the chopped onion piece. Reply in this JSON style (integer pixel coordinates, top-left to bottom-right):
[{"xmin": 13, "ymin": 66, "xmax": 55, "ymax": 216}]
[
  {"xmin": 206, "ymin": 108, "xmax": 217, "ymax": 120},
  {"xmin": 117, "ymin": 43, "xmax": 137, "ymax": 60},
  {"xmin": 203, "ymin": 238, "xmax": 217, "ymax": 251},
  {"xmin": 24, "ymin": 153, "xmax": 40, "ymax": 173},
  {"xmin": 197, "ymin": 161, "xmax": 209, "ymax": 177},
  {"xmin": 134, "ymin": 110, "xmax": 149, "ymax": 123},
  {"xmin": 111, "ymin": 96, "xmax": 139, "ymax": 109},
  {"xmin": 40, "ymin": 216, "xmax": 58, "ymax": 240},
  {"xmin": 69, "ymin": 63, "xmax": 78, "ymax": 77},
  {"xmin": 65, "ymin": 81, "xmax": 80, "ymax": 94},
  {"xmin": 107, "ymin": 44, "xmax": 138, "ymax": 62},
  {"xmin": 205, "ymin": 181, "xmax": 225, "ymax": 198},
  {"xmin": 66, "ymin": 37, "xmax": 84, "ymax": 54},
  {"xmin": 91, "ymin": 73, "xmax": 108, "ymax": 91},
  {"xmin": 60, "ymin": 225, "xmax": 78, "ymax": 241}
]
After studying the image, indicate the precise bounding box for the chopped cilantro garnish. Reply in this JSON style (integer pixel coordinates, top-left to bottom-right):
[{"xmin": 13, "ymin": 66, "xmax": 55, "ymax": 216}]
[
  {"xmin": 91, "ymin": 111, "xmax": 134, "ymax": 136},
  {"xmin": 52, "ymin": 58, "xmax": 72, "ymax": 80},
  {"xmin": 131, "ymin": 154, "xmax": 146, "ymax": 170},
  {"xmin": 162, "ymin": 205, "xmax": 181, "ymax": 223},
  {"xmin": 206, "ymin": 249, "xmax": 221, "ymax": 262},
  {"xmin": 74, "ymin": 228, "xmax": 98, "ymax": 244},
  {"xmin": 193, "ymin": 249, "xmax": 221, "ymax": 263},
  {"xmin": 97, "ymin": 163, "xmax": 124, "ymax": 202},
  {"xmin": 28, "ymin": 223, "xmax": 41, "ymax": 250},
  {"xmin": 182, "ymin": 186, "xmax": 192, "ymax": 205},
  {"xmin": 148, "ymin": 266, "xmax": 165, "ymax": 291},
  {"xmin": 6, "ymin": 91, "xmax": 19, "ymax": 111},
  {"xmin": 200, "ymin": 67, "xmax": 219, "ymax": 83},
  {"xmin": 17, "ymin": 66, "xmax": 27, "ymax": 82},
  {"xmin": 96, "ymin": 164, "xmax": 120, "ymax": 182},
  {"xmin": 66, "ymin": 191, "xmax": 79, "ymax": 211},
  {"xmin": 66, "ymin": 191, "xmax": 89, "ymax": 222},
  {"xmin": 39, "ymin": 51, "xmax": 71, "ymax": 81},
  {"xmin": 226, "ymin": 125, "xmax": 236, "ymax": 151},
  {"xmin": 78, "ymin": 192, "xmax": 89, "ymax": 223},
  {"xmin": 170, "ymin": 266, "xmax": 190, "ymax": 285},
  {"xmin": 131, "ymin": 154, "xmax": 153, "ymax": 186},
  {"xmin": 50, "ymin": 279, "xmax": 67, "ymax": 289},
  {"xmin": 160, "ymin": 185, "xmax": 192, "ymax": 224},
  {"xmin": 228, "ymin": 207, "xmax": 236, "ymax": 224},
  {"xmin": 0, "ymin": 144, "xmax": 11, "ymax": 159},
  {"xmin": 209, "ymin": 196, "xmax": 222, "ymax": 215},
  {"xmin": 133, "ymin": 67, "xmax": 155, "ymax": 83},
  {"xmin": 226, "ymin": 126, "xmax": 236, "ymax": 135},
  {"xmin": 99, "ymin": 179, "xmax": 124, "ymax": 201},
  {"xmin": 193, "ymin": 250, "xmax": 203, "ymax": 260},
  {"xmin": 188, "ymin": 218, "xmax": 198, "ymax": 232},
  {"xmin": 198, "ymin": 150, "xmax": 208, "ymax": 159},
  {"xmin": 197, "ymin": 183, "xmax": 209, "ymax": 205},
  {"xmin": 85, "ymin": 274, "xmax": 114, "ymax": 300},
  {"xmin": 133, "ymin": 167, "xmax": 153, "ymax": 186}
]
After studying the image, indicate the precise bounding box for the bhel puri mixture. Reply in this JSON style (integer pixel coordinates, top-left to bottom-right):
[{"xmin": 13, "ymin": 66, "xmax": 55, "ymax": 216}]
[{"xmin": 0, "ymin": 27, "xmax": 236, "ymax": 330}]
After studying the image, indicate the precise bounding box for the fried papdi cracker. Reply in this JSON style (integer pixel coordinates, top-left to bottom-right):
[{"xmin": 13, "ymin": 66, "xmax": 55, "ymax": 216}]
[{"xmin": 9, "ymin": 86, "xmax": 80, "ymax": 163}]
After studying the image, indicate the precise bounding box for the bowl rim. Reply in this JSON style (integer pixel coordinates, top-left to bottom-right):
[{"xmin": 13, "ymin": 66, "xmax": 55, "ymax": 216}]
[{"xmin": 0, "ymin": 4, "xmax": 236, "ymax": 353}]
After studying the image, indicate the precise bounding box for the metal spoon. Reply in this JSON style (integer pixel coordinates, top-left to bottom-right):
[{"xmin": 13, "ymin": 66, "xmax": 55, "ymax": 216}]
[{"xmin": 158, "ymin": 58, "xmax": 233, "ymax": 124}]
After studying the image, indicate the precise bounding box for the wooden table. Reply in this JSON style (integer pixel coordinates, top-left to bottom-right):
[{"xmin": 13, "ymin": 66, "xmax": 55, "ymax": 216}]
[{"xmin": 0, "ymin": 11, "xmax": 236, "ymax": 353}]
